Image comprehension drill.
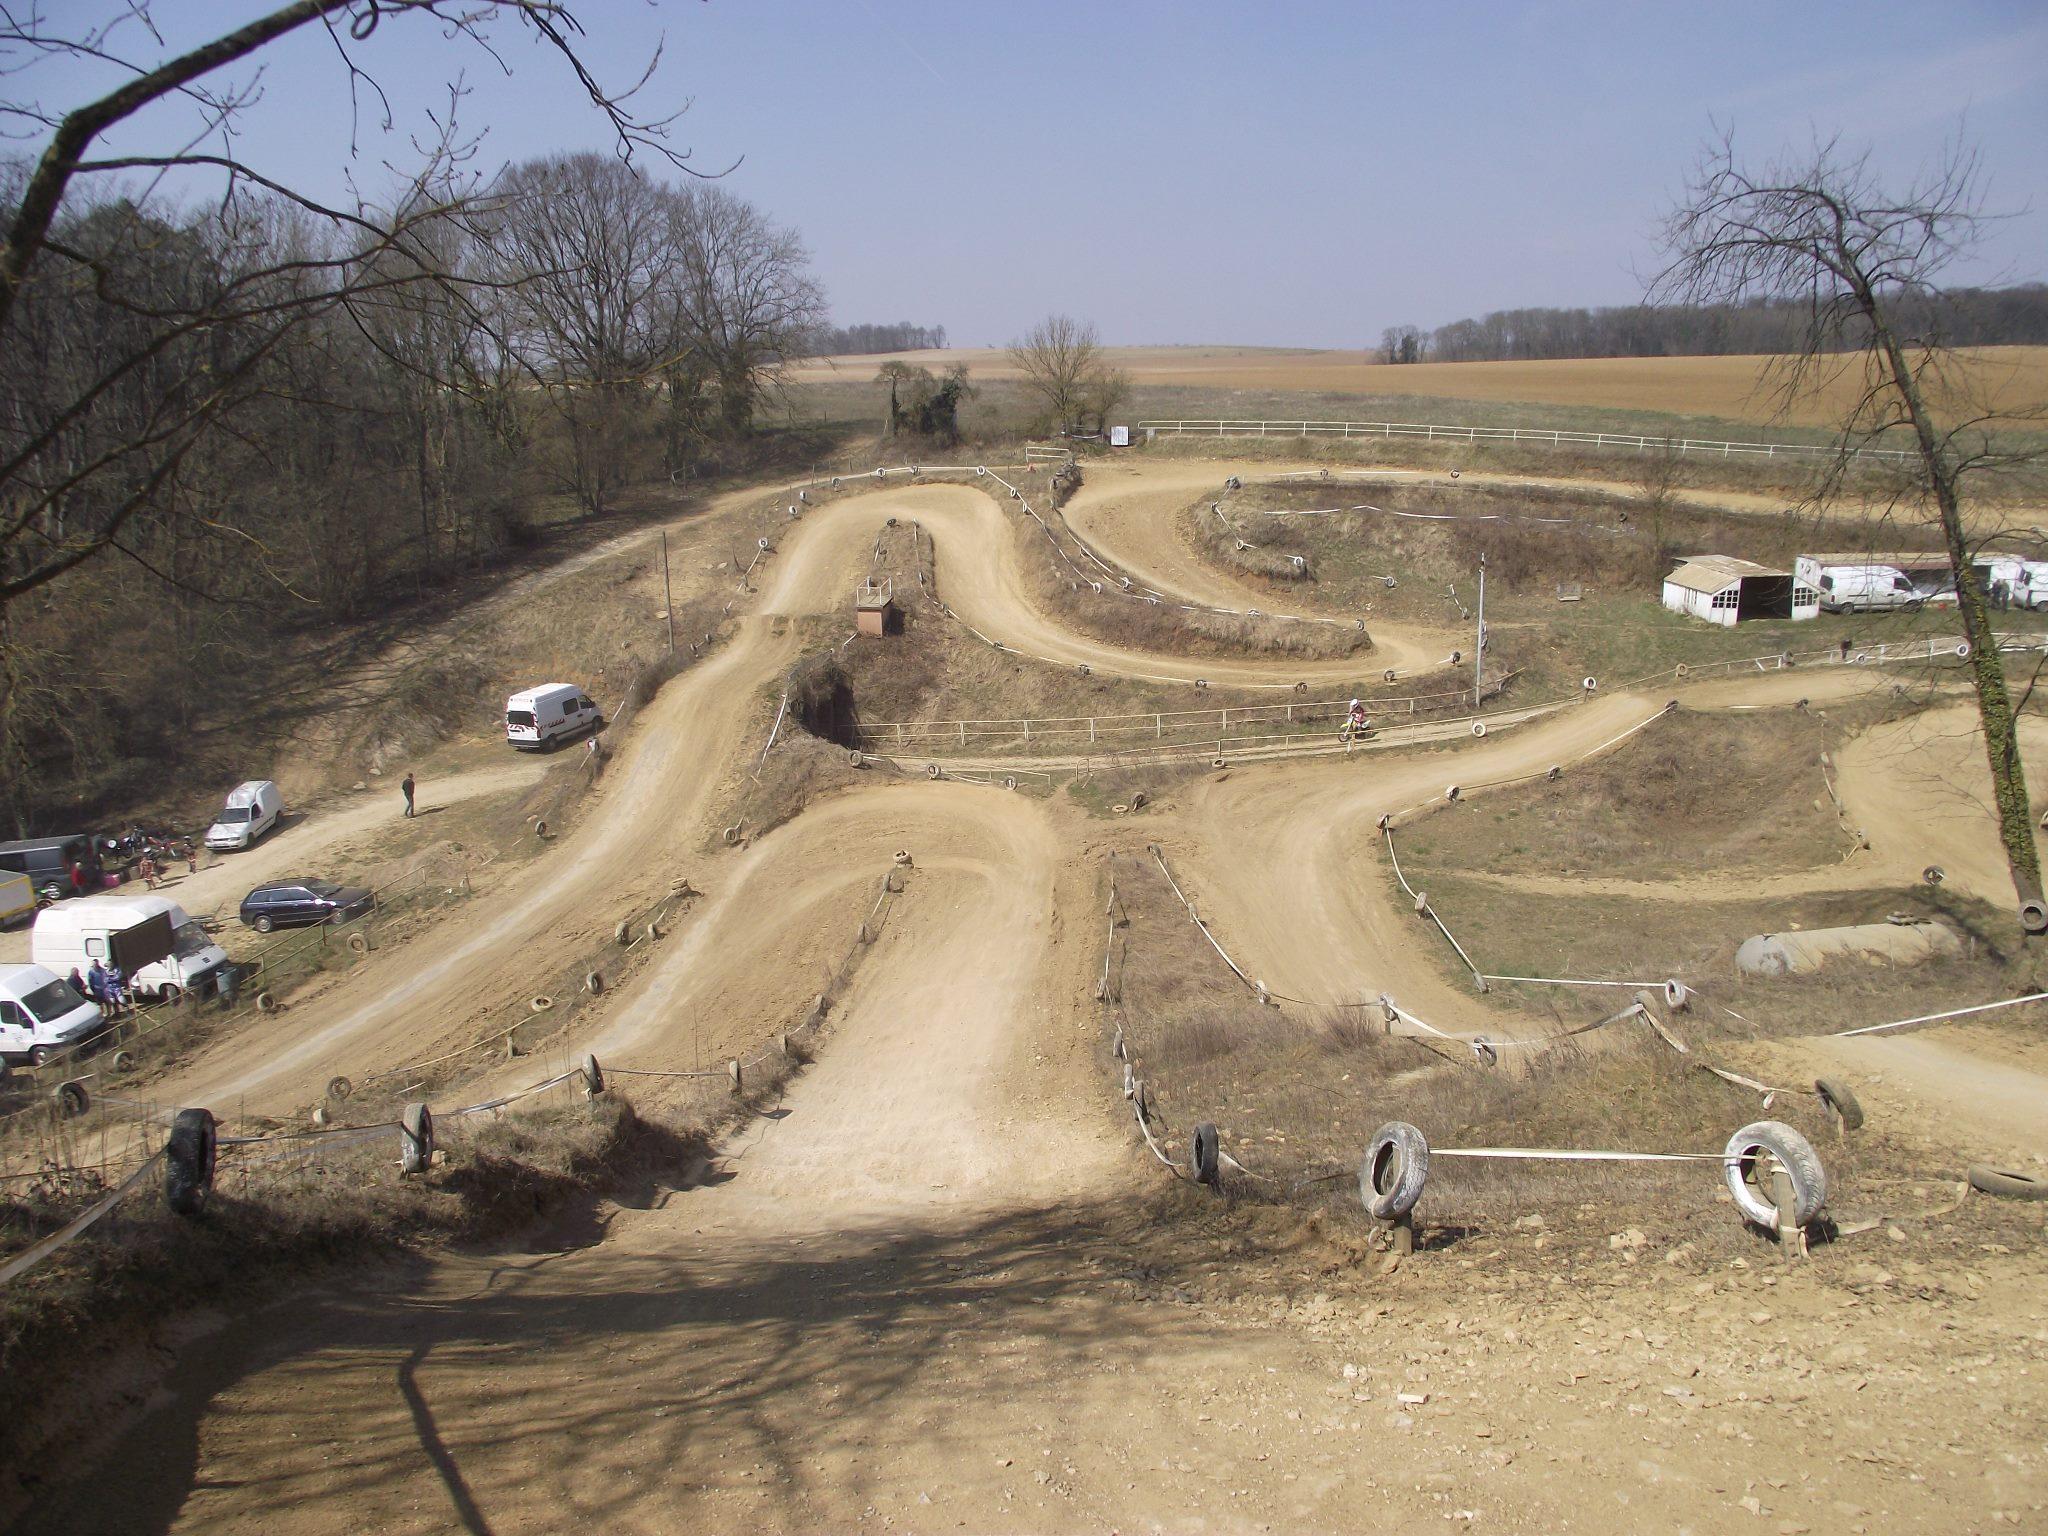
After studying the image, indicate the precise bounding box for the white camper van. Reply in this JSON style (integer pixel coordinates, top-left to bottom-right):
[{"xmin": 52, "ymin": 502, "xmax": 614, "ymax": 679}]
[
  {"xmin": 0, "ymin": 964, "xmax": 103, "ymax": 1066},
  {"xmin": 1812, "ymin": 565, "xmax": 1923, "ymax": 614},
  {"xmin": 505, "ymin": 684, "xmax": 602, "ymax": 751},
  {"xmin": 205, "ymin": 779, "xmax": 283, "ymax": 851},
  {"xmin": 32, "ymin": 894, "xmax": 229, "ymax": 1002}
]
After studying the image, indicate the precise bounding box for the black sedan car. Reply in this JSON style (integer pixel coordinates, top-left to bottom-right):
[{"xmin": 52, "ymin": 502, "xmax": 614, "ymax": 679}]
[{"xmin": 239, "ymin": 878, "xmax": 373, "ymax": 933}]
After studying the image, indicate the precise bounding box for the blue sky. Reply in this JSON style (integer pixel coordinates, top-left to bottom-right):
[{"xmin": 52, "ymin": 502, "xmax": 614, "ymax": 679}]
[{"xmin": 18, "ymin": 1, "xmax": 2048, "ymax": 347}]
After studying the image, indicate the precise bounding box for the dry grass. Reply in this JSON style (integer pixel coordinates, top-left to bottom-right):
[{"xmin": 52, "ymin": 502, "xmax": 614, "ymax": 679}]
[
  {"xmin": 792, "ymin": 344, "xmax": 2048, "ymax": 432},
  {"xmin": 1398, "ymin": 704, "xmax": 1874, "ymax": 879},
  {"xmin": 1102, "ymin": 849, "xmax": 1939, "ymax": 1259}
]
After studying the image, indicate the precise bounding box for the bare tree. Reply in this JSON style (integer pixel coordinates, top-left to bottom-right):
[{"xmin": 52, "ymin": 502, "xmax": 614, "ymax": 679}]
[
  {"xmin": 0, "ymin": 1, "xmax": 699, "ymax": 598},
  {"xmin": 1378, "ymin": 324, "xmax": 1426, "ymax": 365},
  {"xmin": 1655, "ymin": 131, "xmax": 2048, "ymax": 932},
  {"xmin": 1009, "ymin": 314, "xmax": 1123, "ymax": 436}
]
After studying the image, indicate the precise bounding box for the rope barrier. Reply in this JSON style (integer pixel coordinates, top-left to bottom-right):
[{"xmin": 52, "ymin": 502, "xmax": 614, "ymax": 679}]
[
  {"xmin": 1828, "ymin": 989, "xmax": 2048, "ymax": 1039},
  {"xmin": 0, "ymin": 1151, "xmax": 164, "ymax": 1286}
]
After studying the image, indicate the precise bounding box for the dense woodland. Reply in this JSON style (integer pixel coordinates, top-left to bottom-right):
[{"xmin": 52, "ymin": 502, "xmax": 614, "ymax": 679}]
[
  {"xmin": 0, "ymin": 150, "xmax": 830, "ymax": 835},
  {"xmin": 803, "ymin": 321, "xmax": 947, "ymax": 356},
  {"xmin": 1385, "ymin": 284, "xmax": 2048, "ymax": 363}
]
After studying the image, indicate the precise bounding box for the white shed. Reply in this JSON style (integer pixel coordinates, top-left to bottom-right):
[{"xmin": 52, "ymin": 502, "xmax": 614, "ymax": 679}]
[{"xmin": 1662, "ymin": 556, "xmax": 1818, "ymax": 627}]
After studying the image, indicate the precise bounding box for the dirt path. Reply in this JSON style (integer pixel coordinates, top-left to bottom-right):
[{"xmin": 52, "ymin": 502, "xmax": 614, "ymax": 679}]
[{"xmin": 24, "ymin": 458, "xmax": 2048, "ymax": 1533}]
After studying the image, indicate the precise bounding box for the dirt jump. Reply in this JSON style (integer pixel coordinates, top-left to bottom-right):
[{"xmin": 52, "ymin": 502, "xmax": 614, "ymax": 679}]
[{"xmin": 22, "ymin": 459, "xmax": 2048, "ymax": 1534}]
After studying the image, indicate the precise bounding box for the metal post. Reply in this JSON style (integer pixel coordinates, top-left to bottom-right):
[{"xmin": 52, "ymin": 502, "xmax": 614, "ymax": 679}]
[
  {"xmin": 1475, "ymin": 554, "xmax": 1487, "ymax": 695},
  {"xmin": 661, "ymin": 530, "xmax": 676, "ymax": 656}
]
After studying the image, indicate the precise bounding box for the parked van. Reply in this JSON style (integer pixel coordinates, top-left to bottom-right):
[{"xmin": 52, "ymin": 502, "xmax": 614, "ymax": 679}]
[
  {"xmin": 0, "ymin": 964, "xmax": 103, "ymax": 1066},
  {"xmin": 32, "ymin": 894, "xmax": 229, "ymax": 1003},
  {"xmin": 1814, "ymin": 565, "xmax": 1923, "ymax": 614},
  {"xmin": 505, "ymin": 684, "xmax": 602, "ymax": 751},
  {"xmin": 2020, "ymin": 562, "xmax": 2048, "ymax": 612},
  {"xmin": 0, "ymin": 834, "xmax": 98, "ymax": 904},
  {"xmin": 205, "ymin": 780, "xmax": 283, "ymax": 851}
]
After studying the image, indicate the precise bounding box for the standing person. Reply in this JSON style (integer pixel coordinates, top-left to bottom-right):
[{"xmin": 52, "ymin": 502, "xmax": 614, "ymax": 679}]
[
  {"xmin": 138, "ymin": 851, "xmax": 157, "ymax": 889},
  {"xmin": 68, "ymin": 860, "xmax": 86, "ymax": 898},
  {"xmin": 185, "ymin": 841, "xmax": 199, "ymax": 878},
  {"xmin": 103, "ymin": 962, "xmax": 127, "ymax": 1014},
  {"xmin": 85, "ymin": 959, "xmax": 108, "ymax": 1008},
  {"xmin": 401, "ymin": 772, "xmax": 417, "ymax": 819},
  {"xmin": 67, "ymin": 967, "xmax": 88, "ymax": 1000}
]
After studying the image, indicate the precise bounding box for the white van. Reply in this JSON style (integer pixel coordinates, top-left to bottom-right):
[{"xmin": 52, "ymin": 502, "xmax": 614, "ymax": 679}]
[
  {"xmin": 2020, "ymin": 562, "xmax": 2048, "ymax": 612},
  {"xmin": 0, "ymin": 963, "xmax": 103, "ymax": 1066},
  {"xmin": 32, "ymin": 894, "xmax": 230, "ymax": 1003},
  {"xmin": 1814, "ymin": 565, "xmax": 1923, "ymax": 614},
  {"xmin": 205, "ymin": 779, "xmax": 283, "ymax": 851},
  {"xmin": 506, "ymin": 684, "xmax": 602, "ymax": 751}
]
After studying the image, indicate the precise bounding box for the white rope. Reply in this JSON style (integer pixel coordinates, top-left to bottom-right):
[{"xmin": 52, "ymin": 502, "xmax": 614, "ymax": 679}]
[
  {"xmin": 1830, "ymin": 990, "xmax": 2048, "ymax": 1038},
  {"xmin": 0, "ymin": 1151, "xmax": 164, "ymax": 1286},
  {"xmin": 1432, "ymin": 1146, "xmax": 1728, "ymax": 1164},
  {"xmin": 1482, "ymin": 974, "xmax": 1668, "ymax": 988}
]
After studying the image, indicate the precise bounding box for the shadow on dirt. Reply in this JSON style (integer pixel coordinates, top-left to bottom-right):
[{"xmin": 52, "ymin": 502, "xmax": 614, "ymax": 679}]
[{"xmin": 17, "ymin": 1195, "xmax": 1248, "ymax": 1535}]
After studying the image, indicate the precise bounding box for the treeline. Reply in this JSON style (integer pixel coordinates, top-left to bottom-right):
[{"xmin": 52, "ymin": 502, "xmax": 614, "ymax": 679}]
[
  {"xmin": 1388, "ymin": 285, "xmax": 2048, "ymax": 363},
  {"xmin": 805, "ymin": 321, "xmax": 948, "ymax": 356},
  {"xmin": 0, "ymin": 151, "xmax": 825, "ymax": 833}
]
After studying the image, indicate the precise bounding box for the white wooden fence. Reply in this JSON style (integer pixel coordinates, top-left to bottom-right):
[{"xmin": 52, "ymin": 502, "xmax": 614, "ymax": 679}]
[{"xmin": 1135, "ymin": 418, "xmax": 1913, "ymax": 464}]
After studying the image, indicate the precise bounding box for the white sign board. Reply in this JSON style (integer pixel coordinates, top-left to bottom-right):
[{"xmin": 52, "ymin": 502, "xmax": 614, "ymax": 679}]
[{"xmin": 1109, "ymin": 424, "xmax": 1130, "ymax": 447}]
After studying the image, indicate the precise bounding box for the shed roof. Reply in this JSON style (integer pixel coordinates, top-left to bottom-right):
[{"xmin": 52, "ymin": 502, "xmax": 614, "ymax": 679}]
[{"xmin": 1663, "ymin": 556, "xmax": 1789, "ymax": 595}]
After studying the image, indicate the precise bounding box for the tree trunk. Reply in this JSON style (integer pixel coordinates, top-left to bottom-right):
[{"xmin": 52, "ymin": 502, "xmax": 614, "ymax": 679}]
[{"xmin": 1871, "ymin": 316, "xmax": 2045, "ymax": 927}]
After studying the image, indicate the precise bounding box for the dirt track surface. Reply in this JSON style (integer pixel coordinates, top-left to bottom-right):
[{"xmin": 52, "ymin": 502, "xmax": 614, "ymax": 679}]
[{"xmin": 29, "ymin": 458, "xmax": 2048, "ymax": 1533}]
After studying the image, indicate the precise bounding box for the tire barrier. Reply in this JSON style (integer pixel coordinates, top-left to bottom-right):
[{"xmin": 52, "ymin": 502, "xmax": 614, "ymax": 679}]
[
  {"xmin": 1663, "ymin": 979, "xmax": 1691, "ymax": 1012},
  {"xmin": 534, "ymin": 820, "xmax": 548, "ymax": 839},
  {"xmin": 1362, "ymin": 1122, "xmax": 1429, "ymax": 1220},
  {"xmin": 400, "ymin": 1102, "xmax": 434, "ymax": 1175},
  {"xmin": 254, "ymin": 991, "xmax": 276, "ymax": 1013},
  {"xmin": 2022, "ymin": 898, "xmax": 2048, "ymax": 937},
  {"xmin": 1189, "ymin": 1122, "xmax": 1221, "ymax": 1186},
  {"xmin": 1814, "ymin": 1075, "xmax": 1863, "ymax": 1131},
  {"xmin": 347, "ymin": 932, "xmax": 370, "ymax": 955},
  {"xmin": 647, "ymin": 919, "xmax": 663, "ymax": 942},
  {"xmin": 54, "ymin": 1080, "xmax": 89, "ymax": 1119},
  {"xmin": 1956, "ymin": 641, "xmax": 1972, "ymax": 658},
  {"xmin": 1470, "ymin": 721, "xmax": 1486, "ymax": 737},
  {"xmin": 847, "ymin": 748, "xmax": 865, "ymax": 767},
  {"xmin": 111, "ymin": 1049, "xmax": 135, "ymax": 1074},
  {"xmin": 165, "ymin": 1108, "xmax": 217, "ymax": 1217},
  {"xmin": 579, "ymin": 1054, "xmax": 604, "ymax": 1097},
  {"xmin": 1922, "ymin": 865, "xmax": 1945, "ymax": 885},
  {"xmin": 1546, "ymin": 765, "xmax": 1561, "ymax": 781},
  {"xmin": 1968, "ymin": 1164, "xmax": 2047, "ymax": 1201},
  {"xmin": 529, "ymin": 995, "xmax": 554, "ymax": 1014},
  {"xmin": 926, "ymin": 763, "xmax": 941, "ymax": 780},
  {"xmin": 728, "ymin": 1058, "xmax": 744, "ymax": 1096},
  {"xmin": 1581, "ymin": 676, "xmax": 1598, "ymax": 692},
  {"xmin": 616, "ymin": 918, "xmax": 633, "ymax": 944},
  {"xmin": 585, "ymin": 971, "xmax": 604, "ymax": 995},
  {"xmin": 722, "ymin": 822, "xmax": 743, "ymax": 845},
  {"xmin": 327, "ymin": 1076, "xmax": 353, "ymax": 1101},
  {"xmin": 1722, "ymin": 1121, "xmax": 1825, "ymax": 1230},
  {"xmin": 894, "ymin": 849, "xmax": 914, "ymax": 867}
]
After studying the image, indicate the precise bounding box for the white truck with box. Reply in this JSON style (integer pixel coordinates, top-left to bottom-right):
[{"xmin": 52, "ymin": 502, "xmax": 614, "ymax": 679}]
[
  {"xmin": 31, "ymin": 894, "xmax": 230, "ymax": 1003},
  {"xmin": 0, "ymin": 963, "xmax": 104, "ymax": 1066},
  {"xmin": 205, "ymin": 779, "xmax": 283, "ymax": 851},
  {"xmin": 505, "ymin": 684, "xmax": 602, "ymax": 751}
]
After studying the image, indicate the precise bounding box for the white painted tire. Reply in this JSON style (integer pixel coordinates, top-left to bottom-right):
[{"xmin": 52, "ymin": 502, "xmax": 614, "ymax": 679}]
[
  {"xmin": 400, "ymin": 1102, "xmax": 435, "ymax": 1176},
  {"xmin": 1471, "ymin": 721, "xmax": 1486, "ymax": 737},
  {"xmin": 1723, "ymin": 1121, "xmax": 1825, "ymax": 1229}
]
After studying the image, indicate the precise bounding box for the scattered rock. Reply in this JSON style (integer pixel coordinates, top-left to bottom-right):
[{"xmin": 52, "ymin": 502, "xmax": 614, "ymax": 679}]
[{"xmin": 1609, "ymin": 1228, "xmax": 1648, "ymax": 1251}]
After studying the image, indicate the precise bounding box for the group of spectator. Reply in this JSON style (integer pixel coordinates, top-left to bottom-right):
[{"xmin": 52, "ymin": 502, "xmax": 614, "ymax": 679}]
[{"xmin": 66, "ymin": 961, "xmax": 131, "ymax": 1013}]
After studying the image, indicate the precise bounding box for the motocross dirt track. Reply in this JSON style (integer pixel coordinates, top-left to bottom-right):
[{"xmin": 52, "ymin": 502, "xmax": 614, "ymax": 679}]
[{"xmin": 32, "ymin": 461, "xmax": 2048, "ymax": 1534}]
